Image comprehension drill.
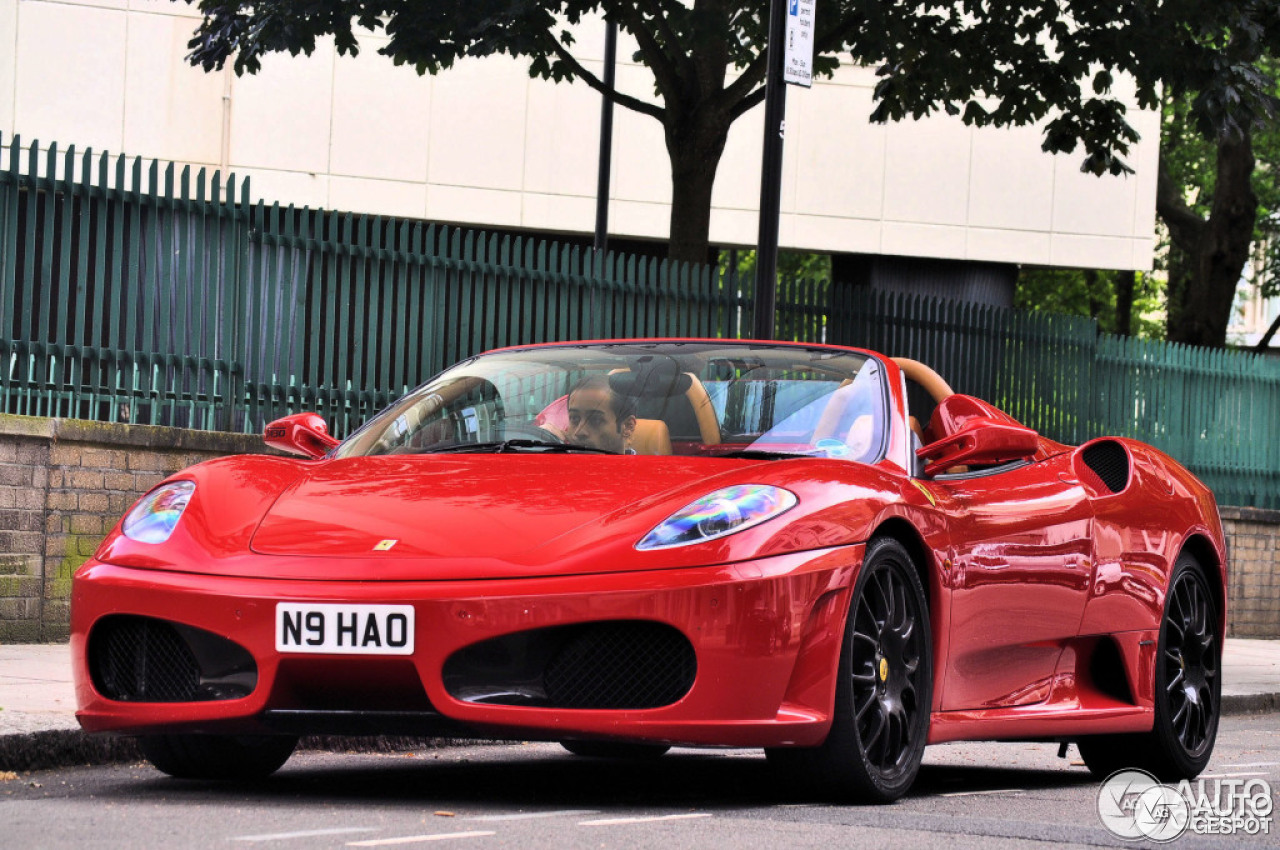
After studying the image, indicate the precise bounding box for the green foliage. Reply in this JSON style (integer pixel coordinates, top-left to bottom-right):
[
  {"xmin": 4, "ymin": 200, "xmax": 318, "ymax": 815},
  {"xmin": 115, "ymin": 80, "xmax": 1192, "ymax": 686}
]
[
  {"xmin": 729, "ymin": 249, "xmax": 832, "ymax": 288},
  {"xmin": 1016, "ymin": 268, "xmax": 1164, "ymax": 340},
  {"xmin": 1162, "ymin": 62, "xmax": 1280, "ymax": 299}
]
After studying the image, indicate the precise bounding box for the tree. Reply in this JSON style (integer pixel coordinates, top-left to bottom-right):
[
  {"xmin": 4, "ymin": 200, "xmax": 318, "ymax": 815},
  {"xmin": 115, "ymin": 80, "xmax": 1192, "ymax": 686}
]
[
  {"xmin": 183, "ymin": 1, "xmax": 1280, "ymax": 267},
  {"xmin": 1159, "ymin": 59, "xmax": 1280, "ymax": 348},
  {"xmin": 1016, "ymin": 267, "xmax": 1164, "ymax": 339}
]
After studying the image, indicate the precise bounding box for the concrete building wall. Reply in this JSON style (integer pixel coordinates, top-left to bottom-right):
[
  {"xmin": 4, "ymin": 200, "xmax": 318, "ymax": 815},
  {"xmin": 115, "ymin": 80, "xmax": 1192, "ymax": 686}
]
[{"xmin": 1, "ymin": 0, "xmax": 1159, "ymax": 271}]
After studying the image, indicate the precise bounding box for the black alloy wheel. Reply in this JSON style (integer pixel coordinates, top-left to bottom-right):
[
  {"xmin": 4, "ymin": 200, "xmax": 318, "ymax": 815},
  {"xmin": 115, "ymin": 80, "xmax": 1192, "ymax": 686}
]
[
  {"xmin": 1161, "ymin": 560, "xmax": 1219, "ymax": 758},
  {"xmin": 768, "ymin": 537, "xmax": 931, "ymax": 802},
  {"xmin": 1078, "ymin": 553, "xmax": 1220, "ymax": 780}
]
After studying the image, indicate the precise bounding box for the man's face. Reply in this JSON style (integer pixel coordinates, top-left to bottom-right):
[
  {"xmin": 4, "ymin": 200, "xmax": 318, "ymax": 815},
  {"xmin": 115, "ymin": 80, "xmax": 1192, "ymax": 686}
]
[{"xmin": 567, "ymin": 386, "xmax": 633, "ymax": 453}]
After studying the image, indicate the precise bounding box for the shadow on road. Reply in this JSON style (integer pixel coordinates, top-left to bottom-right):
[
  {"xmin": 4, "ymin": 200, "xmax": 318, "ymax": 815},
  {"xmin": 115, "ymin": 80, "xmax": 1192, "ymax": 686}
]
[{"xmin": 69, "ymin": 744, "xmax": 1097, "ymax": 810}]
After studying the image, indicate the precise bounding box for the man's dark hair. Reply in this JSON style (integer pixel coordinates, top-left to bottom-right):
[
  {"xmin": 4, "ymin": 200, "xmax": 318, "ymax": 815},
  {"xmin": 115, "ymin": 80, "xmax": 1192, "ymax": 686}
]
[{"xmin": 568, "ymin": 374, "xmax": 637, "ymax": 428}]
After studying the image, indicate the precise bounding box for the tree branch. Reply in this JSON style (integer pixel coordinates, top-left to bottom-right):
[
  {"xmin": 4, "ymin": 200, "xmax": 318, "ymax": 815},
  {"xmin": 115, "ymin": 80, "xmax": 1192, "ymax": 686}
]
[
  {"xmin": 546, "ymin": 38, "xmax": 665, "ymax": 121},
  {"xmin": 1155, "ymin": 155, "xmax": 1207, "ymax": 255},
  {"xmin": 715, "ymin": 51, "xmax": 769, "ymax": 114},
  {"xmin": 641, "ymin": 0, "xmax": 691, "ymax": 78},
  {"xmin": 727, "ymin": 82, "xmax": 767, "ymax": 121},
  {"xmin": 1255, "ymin": 310, "xmax": 1280, "ymax": 351},
  {"xmin": 608, "ymin": 1, "xmax": 686, "ymax": 108},
  {"xmin": 715, "ymin": 11, "xmax": 863, "ymax": 119}
]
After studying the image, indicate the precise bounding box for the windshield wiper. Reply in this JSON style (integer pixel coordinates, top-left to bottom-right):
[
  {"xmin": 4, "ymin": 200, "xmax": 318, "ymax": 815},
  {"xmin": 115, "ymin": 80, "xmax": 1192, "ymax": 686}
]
[
  {"xmin": 417, "ymin": 439, "xmax": 617, "ymax": 455},
  {"xmin": 721, "ymin": 448, "xmax": 823, "ymax": 460}
]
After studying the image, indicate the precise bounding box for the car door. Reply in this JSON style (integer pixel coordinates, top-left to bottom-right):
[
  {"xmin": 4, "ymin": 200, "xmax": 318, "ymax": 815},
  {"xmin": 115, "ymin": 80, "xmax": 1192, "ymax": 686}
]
[{"xmin": 927, "ymin": 453, "xmax": 1094, "ymax": 710}]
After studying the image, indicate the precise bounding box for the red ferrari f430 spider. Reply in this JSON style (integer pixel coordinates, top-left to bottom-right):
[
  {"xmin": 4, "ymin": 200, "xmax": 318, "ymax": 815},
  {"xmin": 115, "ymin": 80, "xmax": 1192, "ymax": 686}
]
[{"xmin": 71, "ymin": 340, "xmax": 1225, "ymax": 802}]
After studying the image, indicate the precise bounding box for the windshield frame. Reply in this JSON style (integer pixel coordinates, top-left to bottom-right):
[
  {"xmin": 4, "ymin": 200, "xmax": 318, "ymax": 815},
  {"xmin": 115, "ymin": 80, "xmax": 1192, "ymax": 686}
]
[{"xmin": 334, "ymin": 340, "xmax": 893, "ymax": 463}]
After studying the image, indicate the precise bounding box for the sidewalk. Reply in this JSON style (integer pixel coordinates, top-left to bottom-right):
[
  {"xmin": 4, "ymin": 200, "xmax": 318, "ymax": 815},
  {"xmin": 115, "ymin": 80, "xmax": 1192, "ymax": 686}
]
[{"xmin": 2, "ymin": 639, "xmax": 1278, "ymax": 772}]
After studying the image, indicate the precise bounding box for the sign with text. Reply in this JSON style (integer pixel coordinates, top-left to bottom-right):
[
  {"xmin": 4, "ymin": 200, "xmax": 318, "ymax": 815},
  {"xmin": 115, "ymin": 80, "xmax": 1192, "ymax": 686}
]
[{"xmin": 783, "ymin": 0, "xmax": 816, "ymax": 87}]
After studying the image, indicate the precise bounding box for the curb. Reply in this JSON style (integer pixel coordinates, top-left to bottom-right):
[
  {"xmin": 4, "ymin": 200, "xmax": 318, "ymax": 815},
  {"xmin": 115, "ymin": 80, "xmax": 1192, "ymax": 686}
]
[
  {"xmin": 1222, "ymin": 692, "xmax": 1280, "ymax": 716},
  {"xmin": 0, "ymin": 730, "xmax": 475, "ymax": 773},
  {"xmin": 3, "ymin": 696, "xmax": 1277, "ymax": 774}
]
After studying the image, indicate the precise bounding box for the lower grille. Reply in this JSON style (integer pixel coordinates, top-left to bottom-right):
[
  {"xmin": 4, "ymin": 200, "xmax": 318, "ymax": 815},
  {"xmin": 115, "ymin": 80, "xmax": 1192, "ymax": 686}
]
[
  {"xmin": 444, "ymin": 620, "xmax": 697, "ymax": 710},
  {"xmin": 89, "ymin": 615, "xmax": 256, "ymax": 702},
  {"xmin": 545, "ymin": 622, "xmax": 696, "ymax": 709}
]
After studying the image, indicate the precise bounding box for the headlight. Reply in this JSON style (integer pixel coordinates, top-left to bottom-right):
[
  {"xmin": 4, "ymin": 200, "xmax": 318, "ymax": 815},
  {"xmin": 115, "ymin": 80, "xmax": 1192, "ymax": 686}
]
[
  {"xmin": 636, "ymin": 485, "xmax": 797, "ymax": 550},
  {"xmin": 122, "ymin": 481, "xmax": 196, "ymax": 544}
]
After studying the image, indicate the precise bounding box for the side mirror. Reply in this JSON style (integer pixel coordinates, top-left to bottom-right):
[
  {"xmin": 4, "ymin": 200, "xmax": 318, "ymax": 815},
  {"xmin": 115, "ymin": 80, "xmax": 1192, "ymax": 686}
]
[
  {"xmin": 916, "ymin": 394, "xmax": 1039, "ymax": 476},
  {"xmin": 265, "ymin": 412, "xmax": 340, "ymax": 459}
]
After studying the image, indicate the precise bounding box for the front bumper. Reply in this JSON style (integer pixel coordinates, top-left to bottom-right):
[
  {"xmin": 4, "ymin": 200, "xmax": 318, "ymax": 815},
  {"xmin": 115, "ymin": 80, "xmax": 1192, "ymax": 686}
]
[{"xmin": 72, "ymin": 546, "xmax": 861, "ymax": 748}]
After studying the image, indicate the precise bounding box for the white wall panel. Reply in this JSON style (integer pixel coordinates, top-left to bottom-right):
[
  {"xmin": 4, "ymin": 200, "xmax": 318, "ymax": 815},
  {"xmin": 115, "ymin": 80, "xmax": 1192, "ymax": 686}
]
[
  {"xmin": 789, "ymin": 80, "xmax": 887, "ymax": 223},
  {"xmin": 523, "ymin": 59, "xmax": 604, "ymax": 200},
  {"xmin": 428, "ymin": 184, "xmax": 522, "ymax": 229},
  {"xmin": 122, "ymin": 12, "xmax": 224, "ymax": 166},
  {"xmin": 330, "ymin": 38, "xmax": 432, "ymax": 183},
  {"xmin": 427, "ymin": 56, "xmax": 528, "ymax": 192},
  {"xmin": 228, "ymin": 41, "xmax": 335, "ymax": 175},
  {"xmin": 15, "ymin": 1, "xmax": 127, "ymax": 151},
  {"xmin": 0, "ymin": 0, "xmax": 18, "ymax": 133},
  {"xmin": 968, "ymin": 123, "xmax": 1055, "ymax": 233},
  {"xmin": 882, "ymin": 113, "xmax": 972, "ymax": 226},
  {"xmin": 882, "ymin": 221, "xmax": 968, "ymax": 259},
  {"xmin": 329, "ymin": 175, "xmax": 426, "ymax": 220}
]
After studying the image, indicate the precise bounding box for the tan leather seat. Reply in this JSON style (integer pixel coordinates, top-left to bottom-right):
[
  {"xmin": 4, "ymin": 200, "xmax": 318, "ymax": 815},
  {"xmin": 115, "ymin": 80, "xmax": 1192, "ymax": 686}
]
[
  {"xmin": 631, "ymin": 418, "xmax": 673, "ymax": 456},
  {"xmin": 683, "ymin": 373, "xmax": 721, "ymax": 445}
]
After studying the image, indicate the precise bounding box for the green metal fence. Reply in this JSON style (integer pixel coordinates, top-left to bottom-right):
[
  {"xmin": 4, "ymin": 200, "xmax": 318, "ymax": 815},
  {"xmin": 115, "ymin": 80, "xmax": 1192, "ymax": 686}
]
[{"xmin": 1, "ymin": 133, "xmax": 1277, "ymax": 508}]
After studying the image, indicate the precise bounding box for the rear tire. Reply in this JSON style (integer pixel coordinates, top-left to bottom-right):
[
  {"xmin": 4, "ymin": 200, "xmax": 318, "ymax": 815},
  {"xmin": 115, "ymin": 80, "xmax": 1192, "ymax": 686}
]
[
  {"xmin": 138, "ymin": 734, "xmax": 298, "ymax": 780},
  {"xmin": 1078, "ymin": 553, "xmax": 1220, "ymax": 780},
  {"xmin": 770, "ymin": 537, "xmax": 931, "ymax": 802},
  {"xmin": 560, "ymin": 741, "xmax": 670, "ymax": 759}
]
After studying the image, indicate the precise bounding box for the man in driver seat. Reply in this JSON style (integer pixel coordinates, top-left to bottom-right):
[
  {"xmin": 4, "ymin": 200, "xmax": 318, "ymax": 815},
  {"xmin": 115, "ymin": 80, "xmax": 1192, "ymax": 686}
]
[{"xmin": 566, "ymin": 375, "xmax": 637, "ymax": 454}]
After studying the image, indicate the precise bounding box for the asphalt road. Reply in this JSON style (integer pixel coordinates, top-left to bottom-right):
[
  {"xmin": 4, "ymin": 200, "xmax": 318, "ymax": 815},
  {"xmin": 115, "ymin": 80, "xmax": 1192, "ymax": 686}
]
[{"xmin": 3, "ymin": 714, "xmax": 1279, "ymax": 850}]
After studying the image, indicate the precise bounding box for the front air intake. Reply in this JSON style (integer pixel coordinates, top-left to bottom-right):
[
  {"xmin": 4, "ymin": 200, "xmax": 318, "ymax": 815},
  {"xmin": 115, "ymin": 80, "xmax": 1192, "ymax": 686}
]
[
  {"xmin": 444, "ymin": 621, "xmax": 697, "ymax": 710},
  {"xmin": 89, "ymin": 615, "xmax": 257, "ymax": 702},
  {"xmin": 544, "ymin": 622, "xmax": 696, "ymax": 709}
]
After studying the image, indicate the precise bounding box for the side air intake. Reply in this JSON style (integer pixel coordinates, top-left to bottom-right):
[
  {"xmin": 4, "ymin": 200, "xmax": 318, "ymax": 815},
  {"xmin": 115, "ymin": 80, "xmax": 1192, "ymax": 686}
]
[{"xmin": 1080, "ymin": 440, "xmax": 1131, "ymax": 494}]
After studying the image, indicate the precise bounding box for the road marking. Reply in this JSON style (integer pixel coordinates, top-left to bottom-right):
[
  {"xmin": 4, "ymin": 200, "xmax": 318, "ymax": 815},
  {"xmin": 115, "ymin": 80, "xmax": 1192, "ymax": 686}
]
[
  {"xmin": 347, "ymin": 832, "xmax": 495, "ymax": 846},
  {"xmin": 468, "ymin": 810, "xmax": 599, "ymax": 822},
  {"xmin": 940, "ymin": 788, "xmax": 1023, "ymax": 797},
  {"xmin": 579, "ymin": 813, "xmax": 712, "ymax": 826},
  {"xmin": 1201, "ymin": 772, "xmax": 1269, "ymax": 778},
  {"xmin": 234, "ymin": 828, "xmax": 379, "ymax": 842}
]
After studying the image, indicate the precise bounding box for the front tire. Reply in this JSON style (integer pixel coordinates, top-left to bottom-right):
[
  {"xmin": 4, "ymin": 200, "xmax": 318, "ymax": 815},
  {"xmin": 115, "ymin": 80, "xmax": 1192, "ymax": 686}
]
[
  {"xmin": 138, "ymin": 734, "xmax": 298, "ymax": 780},
  {"xmin": 771, "ymin": 537, "xmax": 932, "ymax": 802},
  {"xmin": 1078, "ymin": 553, "xmax": 1220, "ymax": 780}
]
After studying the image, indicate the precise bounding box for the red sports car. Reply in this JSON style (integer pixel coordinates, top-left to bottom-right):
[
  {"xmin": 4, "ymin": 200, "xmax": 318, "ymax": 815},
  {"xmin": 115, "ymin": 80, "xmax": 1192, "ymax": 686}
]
[{"xmin": 71, "ymin": 339, "xmax": 1225, "ymax": 801}]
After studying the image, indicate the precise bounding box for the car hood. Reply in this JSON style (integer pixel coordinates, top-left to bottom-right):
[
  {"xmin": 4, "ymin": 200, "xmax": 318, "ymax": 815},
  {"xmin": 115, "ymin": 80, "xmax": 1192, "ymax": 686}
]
[
  {"xmin": 249, "ymin": 454, "xmax": 743, "ymax": 562},
  {"xmin": 97, "ymin": 453, "xmax": 897, "ymax": 581}
]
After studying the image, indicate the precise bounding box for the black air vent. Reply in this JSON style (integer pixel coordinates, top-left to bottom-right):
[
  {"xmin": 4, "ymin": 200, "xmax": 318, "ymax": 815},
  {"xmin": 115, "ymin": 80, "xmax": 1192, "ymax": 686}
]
[
  {"xmin": 545, "ymin": 622, "xmax": 696, "ymax": 709},
  {"xmin": 89, "ymin": 615, "xmax": 257, "ymax": 702},
  {"xmin": 1081, "ymin": 441, "xmax": 1130, "ymax": 494},
  {"xmin": 443, "ymin": 621, "xmax": 697, "ymax": 710}
]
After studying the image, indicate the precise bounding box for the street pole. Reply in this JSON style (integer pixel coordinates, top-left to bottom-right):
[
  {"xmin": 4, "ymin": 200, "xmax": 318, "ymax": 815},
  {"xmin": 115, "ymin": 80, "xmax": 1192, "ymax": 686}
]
[
  {"xmin": 593, "ymin": 21, "xmax": 618, "ymax": 257},
  {"xmin": 752, "ymin": 0, "xmax": 788, "ymax": 341}
]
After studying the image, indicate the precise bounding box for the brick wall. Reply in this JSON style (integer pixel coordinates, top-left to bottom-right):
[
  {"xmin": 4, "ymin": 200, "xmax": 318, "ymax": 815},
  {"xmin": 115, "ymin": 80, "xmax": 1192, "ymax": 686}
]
[
  {"xmin": 0, "ymin": 414, "xmax": 1277, "ymax": 641},
  {"xmin": 0, "ymin": 415, "xmax": 267, "ymax": 642},
  {"xmin": 1222, "ymin": 506, "xmax": 1280, "ymax": 639}
]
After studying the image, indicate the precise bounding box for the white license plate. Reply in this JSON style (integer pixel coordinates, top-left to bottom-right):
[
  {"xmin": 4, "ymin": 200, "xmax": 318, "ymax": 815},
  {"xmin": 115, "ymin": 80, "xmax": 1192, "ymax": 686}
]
[{"xmin": 276, "ymin": 603, "xmax": 415, "ymax": 655}]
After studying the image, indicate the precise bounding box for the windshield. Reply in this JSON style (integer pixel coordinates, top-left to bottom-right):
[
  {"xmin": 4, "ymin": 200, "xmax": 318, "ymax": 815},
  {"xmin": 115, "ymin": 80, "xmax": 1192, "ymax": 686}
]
[{"xmin": 336, "ymin": 342, "xmax": 888, "ymax": 461}]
